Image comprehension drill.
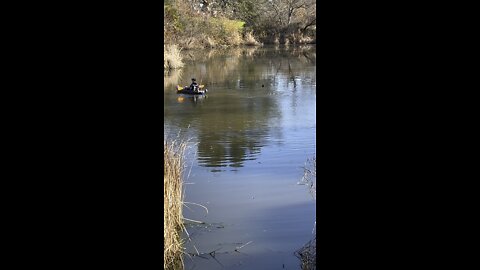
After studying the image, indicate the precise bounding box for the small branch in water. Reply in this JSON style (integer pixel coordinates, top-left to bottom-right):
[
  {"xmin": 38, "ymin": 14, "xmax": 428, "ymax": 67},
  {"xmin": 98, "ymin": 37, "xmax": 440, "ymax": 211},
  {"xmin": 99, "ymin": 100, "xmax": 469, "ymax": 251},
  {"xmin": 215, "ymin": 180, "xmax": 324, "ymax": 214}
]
[
  {"xmin": 183, "ymin": 201, "xmax": 209, "ymax": 215},
  {"xmin": 235, "ymin": 241, "xmax": 253, "ymax": 251},
  {"xmin": 182, "ymin": 217, "xmax": 205, "ymax": 224},
  {"xmin": 182, "ymin": 225, "xmax": 200, "ymax": 256},
  {"xmin": 193, "ymin": 245, "xmax": 200, "ymax": 256},
  {"xmin": 209, "ymin": 247, "xmax": 222, "ymax": 258}
]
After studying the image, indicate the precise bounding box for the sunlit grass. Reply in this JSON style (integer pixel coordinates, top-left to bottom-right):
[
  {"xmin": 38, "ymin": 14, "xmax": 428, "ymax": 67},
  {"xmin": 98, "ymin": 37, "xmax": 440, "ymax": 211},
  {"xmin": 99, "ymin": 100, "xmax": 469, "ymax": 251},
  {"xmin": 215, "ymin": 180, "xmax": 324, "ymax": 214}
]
[
  {"xmin": 244, "ymin": 31, "xmax": 262, "ymax": 46},
  {"xmin": 164, "ymin": 139, "xmax": 187, "ymax": 270},
  {"xmin": 164, "ymin": 44, "xmax": 185, "ymax": 71}
]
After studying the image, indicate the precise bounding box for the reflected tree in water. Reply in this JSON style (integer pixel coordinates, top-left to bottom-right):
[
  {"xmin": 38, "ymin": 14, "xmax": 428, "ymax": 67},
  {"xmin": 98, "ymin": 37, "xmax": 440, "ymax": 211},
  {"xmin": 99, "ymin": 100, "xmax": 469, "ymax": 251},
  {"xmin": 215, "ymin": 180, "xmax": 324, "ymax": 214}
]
[{"xmin": 164, "ymin": 46, "xmax": 316, "ymax": 169}]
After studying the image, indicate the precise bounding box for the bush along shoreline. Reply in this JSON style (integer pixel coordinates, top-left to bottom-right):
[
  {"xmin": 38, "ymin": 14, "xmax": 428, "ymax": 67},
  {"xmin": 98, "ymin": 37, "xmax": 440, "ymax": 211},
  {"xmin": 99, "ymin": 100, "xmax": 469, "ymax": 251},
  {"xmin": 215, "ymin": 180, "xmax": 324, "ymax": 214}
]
[
  {"xmin": 164, "ymin": 1, "xmax": 316, "ymax": 72},
  {"xmin": 164, "ymin": 0, "xmax": 316, "ymax": 52},
  {"xmin": 164, "ymin": 44, "xmax": 185, "ymax": 72}
]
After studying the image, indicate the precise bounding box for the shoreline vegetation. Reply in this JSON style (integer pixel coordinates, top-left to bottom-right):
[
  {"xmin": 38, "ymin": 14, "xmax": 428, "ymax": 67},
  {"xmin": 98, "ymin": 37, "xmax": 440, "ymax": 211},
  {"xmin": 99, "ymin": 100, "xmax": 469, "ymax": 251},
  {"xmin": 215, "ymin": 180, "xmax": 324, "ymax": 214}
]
[
  {"xmin": 164, "ymin": 140, "xmax": 187, "ymax": 270},
  {"xmin": 164, "ymin": 44, "xmax": 185, "ymax": 71},
  {"xmin": 164, "ymin": 45, "xmax": 316, "ymax": 90},
  {"xmin": 164, "ymin": 0, "xmax": 316, "ymax": 72},
  {"xmin": 295, "ymin": 155, "xmax": 316, "ymax": 269}
]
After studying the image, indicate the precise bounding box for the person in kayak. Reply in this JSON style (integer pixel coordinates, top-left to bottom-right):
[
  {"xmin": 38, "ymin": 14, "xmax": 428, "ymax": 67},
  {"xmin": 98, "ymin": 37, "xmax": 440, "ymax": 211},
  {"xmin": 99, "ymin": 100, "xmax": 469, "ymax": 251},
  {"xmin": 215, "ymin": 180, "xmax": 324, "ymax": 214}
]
[{"xmin": 189, "ymin": 78, "xmax": 199, "ymax": 93}]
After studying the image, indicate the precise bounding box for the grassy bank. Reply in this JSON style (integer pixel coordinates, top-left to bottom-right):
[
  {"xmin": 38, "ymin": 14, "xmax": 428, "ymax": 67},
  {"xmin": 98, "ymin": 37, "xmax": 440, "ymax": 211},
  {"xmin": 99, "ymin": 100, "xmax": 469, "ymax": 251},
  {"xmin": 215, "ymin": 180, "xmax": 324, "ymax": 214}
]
[
  {"xmin": 164, "ymin": 1, "xmax": 315, "ymax": 48},
  {"xmin": 163, "ymin": 1, "xmax": 316, "ymax": 72},
  {"xmin": 164, "ymin": 140, "xmax": 187, "ymax": 270},
  {"xmin": 164, "ymin": 3, "xmax": 261, "ymax": 50},
  {"xmin": 166, "ymin": 16, "xmax": 259, "ymax": 50}
]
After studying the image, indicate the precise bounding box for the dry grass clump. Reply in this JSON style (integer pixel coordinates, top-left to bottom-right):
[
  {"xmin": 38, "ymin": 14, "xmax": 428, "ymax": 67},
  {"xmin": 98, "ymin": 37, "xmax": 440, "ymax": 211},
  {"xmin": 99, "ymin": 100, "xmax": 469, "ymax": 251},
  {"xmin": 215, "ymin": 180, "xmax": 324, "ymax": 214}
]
[
  {"xmin": 164, "ymin": 44, "xmax": 185, "ymax": 70},
  {"xmin": 290, "ymin": 32, "xmax": 316, "ymax": 45},
  {"xmin": 205, "ymin": 36, "xmax": 217, "ymax": 48},
  {"xmin": 244, "ymin": 31, "xmax": 262, "ymax": 46},
  {"xmin": 164, "ymin": 140, "xmax": 187, "ymax": 270},
  {"xmin": 229, "ymin": 31, "xmax": 243, "ymax": 46},
  {"xmin": 273, "ymin": 36, "xmax": 280, "ymax": 44}
]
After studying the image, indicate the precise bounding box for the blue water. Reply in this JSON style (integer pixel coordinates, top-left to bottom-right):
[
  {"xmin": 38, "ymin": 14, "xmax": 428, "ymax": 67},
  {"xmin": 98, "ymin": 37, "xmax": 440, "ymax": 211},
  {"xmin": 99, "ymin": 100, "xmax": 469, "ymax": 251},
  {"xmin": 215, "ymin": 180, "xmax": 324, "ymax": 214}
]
[{"xmin": 164, "ymin": 45, "xmax": 316, "ymax": 270}]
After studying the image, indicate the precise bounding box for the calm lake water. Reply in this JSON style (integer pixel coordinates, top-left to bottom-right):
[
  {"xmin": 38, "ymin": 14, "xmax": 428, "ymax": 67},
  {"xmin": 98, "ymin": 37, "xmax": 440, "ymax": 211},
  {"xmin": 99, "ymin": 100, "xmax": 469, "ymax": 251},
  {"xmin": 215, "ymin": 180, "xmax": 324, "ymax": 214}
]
[{"xmin": 164, "ymin": 45, "xmax": 316, "ymax": 270}]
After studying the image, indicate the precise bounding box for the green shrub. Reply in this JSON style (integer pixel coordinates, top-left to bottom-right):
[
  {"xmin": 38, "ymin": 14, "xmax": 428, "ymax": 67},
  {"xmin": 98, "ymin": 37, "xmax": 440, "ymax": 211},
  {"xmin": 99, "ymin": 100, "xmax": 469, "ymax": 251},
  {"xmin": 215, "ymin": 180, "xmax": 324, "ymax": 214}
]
[
  {"xmin": 164, "ymin": 3, "xmax": 248, "ymax": 48},
  {"xmin": 209, "ymin": 18, "xmax": 245, "ymax": 45}
]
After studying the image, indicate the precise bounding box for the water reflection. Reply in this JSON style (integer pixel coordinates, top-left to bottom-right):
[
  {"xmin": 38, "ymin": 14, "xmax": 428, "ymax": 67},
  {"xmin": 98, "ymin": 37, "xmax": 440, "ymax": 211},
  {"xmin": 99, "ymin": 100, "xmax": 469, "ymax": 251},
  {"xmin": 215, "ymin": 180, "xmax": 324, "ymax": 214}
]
[
  {"xmin": 195, "ymin": 97, "xmax": 275, "ymax": 168},
  {"xmin": 164, "ymin": 45, "xmax": 316, "ymax": 169},
  {"xmin": 164, "ymin": 67, "xmax": 183, "ymax": 90}
]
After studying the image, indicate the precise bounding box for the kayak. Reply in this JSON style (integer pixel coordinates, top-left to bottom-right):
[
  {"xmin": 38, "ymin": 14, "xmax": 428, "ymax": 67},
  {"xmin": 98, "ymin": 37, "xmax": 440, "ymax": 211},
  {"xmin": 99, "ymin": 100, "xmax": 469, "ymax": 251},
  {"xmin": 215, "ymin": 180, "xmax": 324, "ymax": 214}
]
[{"xmin": 176, "ymin": 85, "xmax": 208, "ymax": 95}]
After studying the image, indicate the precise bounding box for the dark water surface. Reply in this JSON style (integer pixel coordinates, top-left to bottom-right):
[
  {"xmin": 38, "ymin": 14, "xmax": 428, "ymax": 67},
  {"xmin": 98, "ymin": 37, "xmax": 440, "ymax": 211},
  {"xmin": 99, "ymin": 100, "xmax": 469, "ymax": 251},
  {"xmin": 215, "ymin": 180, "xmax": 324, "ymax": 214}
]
[{"xmin": 164, "ymin": 45, "xmax": 316, "ymax": 270}]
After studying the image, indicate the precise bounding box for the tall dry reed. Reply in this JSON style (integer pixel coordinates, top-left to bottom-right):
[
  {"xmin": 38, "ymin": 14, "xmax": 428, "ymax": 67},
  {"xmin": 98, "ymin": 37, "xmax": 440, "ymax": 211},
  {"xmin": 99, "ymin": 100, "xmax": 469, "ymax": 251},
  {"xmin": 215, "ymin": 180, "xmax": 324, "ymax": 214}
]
[
  {"xmin": 164, "ymin": 140, "xmax": 187, "ymax": 270},
  {"xmin": 164, "ymin": 44, "xmax": 185, "ymax": 71},
  {"xmin": 244, "ymin": 31, "xmax": 262, "ymax": 46}
]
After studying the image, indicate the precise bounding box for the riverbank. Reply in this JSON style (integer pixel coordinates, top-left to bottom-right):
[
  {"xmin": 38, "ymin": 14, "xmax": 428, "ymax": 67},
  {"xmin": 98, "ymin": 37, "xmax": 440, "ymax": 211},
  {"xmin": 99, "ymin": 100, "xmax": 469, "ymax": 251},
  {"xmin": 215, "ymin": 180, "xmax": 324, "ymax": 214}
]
[
  {"xmin": 164, "ymin": 140, "xmax": 186, "ymax": 270},
  {"xmin": 164, "ymin": 3, "xmax": 260, "ymax": 50},
  {"xmin": 164, "ymin": 1, "xmax": 316, "ymax": 73},
  {"xmin": 164, "ymin": 1, "xmax": 315, "ymax": 51},
  {"xmin": 295, "ymin": 156, "xmax": 316, "ymax": 269}
]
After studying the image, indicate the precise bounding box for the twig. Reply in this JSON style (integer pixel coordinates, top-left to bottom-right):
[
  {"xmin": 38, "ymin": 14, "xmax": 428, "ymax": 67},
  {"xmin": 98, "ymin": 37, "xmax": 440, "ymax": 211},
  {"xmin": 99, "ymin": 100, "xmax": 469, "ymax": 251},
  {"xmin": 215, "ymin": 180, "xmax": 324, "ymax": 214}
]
[
  {"xmin": 209, "ymin": 253, "xmax": 225, "ymax": 268},
  {"xmin": 182, "ymin": 226, "xmax": 200, "ymax": 256},
  {"xmin": 183, "ymin": 217, "xmax": 205, "ymax": 224},
  {"xmin": 183, "ymin": 202, "xmax": 209, "ymax": 215},
  {"xmin": 235, "ymin": 241, "xmax": 253, "ymax": 251}
]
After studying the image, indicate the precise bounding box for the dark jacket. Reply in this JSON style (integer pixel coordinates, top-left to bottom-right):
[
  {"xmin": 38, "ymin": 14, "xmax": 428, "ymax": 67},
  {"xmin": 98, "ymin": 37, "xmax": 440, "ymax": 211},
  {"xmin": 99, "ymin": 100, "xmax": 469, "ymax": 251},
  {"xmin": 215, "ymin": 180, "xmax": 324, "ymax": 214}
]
[{"xmin": 190, "ymin": 82, "xmax": 199, "ymax": 91}]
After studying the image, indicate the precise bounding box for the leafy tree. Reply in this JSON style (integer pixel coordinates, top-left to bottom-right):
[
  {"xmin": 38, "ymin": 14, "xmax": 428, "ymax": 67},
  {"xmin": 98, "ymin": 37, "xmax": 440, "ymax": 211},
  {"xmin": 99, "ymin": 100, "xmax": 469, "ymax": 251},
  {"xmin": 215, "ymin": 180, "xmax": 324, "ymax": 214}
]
[{"xmin": 164, "ymin": 0, "xmax": 316, "ymax": 45}]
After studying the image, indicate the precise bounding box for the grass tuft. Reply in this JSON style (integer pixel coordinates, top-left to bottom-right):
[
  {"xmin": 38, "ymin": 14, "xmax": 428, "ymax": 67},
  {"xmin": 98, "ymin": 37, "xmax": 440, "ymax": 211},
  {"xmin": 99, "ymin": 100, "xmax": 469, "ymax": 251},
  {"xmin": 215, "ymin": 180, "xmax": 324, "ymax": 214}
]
[
  {"xmin": 164, "ymin": 44, "xmax": 185, "ymax": 70},
  {"xmin": 244, "ymin": 31, "xmax": 262, "ymax": 46},
  {"xmin": 164, "ymin": 139, "xmax": 187, "ymax": 270}
]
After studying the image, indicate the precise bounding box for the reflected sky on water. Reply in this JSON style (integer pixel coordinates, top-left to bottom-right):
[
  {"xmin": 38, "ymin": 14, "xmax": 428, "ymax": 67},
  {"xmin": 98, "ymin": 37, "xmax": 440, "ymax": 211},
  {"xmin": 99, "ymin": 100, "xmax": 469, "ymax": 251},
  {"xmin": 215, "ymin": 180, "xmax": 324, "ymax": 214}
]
[
  {"xmin": 164, "ymin": 45, "xmax": 316, "ymax": 170},
  {"xmin": 164, "ymin": 45, "xmax": 316, "ymax": 270}
]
